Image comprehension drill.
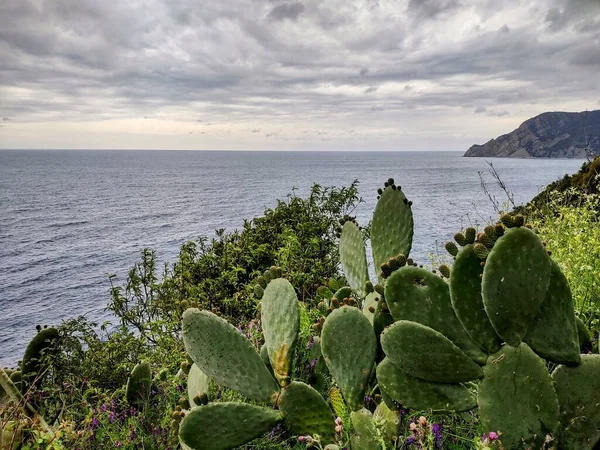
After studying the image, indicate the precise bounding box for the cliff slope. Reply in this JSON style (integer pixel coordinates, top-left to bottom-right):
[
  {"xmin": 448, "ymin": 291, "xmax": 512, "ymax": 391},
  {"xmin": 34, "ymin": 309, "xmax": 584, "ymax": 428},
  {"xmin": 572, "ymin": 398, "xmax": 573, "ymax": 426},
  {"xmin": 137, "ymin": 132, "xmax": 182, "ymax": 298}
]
[{"xmin": 464, "ymin": 110, "xmax": 600, "ymax": 158}]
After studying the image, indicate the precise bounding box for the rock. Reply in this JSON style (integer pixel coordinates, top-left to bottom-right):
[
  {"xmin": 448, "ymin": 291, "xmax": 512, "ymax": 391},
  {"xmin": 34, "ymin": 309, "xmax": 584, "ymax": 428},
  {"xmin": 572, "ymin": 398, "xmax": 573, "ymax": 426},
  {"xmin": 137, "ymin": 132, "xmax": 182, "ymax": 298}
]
[{"xmin": 464, "ymin": 110, "xmax": 600, "ymax": 158}]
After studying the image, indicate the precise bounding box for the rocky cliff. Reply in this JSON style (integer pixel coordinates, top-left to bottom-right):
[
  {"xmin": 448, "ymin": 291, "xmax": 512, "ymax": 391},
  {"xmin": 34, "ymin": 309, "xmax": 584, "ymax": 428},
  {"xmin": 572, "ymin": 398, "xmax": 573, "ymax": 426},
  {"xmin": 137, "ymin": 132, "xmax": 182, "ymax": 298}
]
[{"xmin": 464, "ymin": 110, "xmax": 600, "ymax": 158}]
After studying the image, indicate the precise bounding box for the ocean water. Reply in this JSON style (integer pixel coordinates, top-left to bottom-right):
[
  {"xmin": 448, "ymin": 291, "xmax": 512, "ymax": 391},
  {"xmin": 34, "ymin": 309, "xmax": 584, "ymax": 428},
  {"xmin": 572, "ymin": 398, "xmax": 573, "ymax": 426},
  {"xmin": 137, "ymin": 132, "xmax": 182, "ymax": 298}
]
[{"xmin": 0, "ymin": 150, "xmax": 582, "ymax": 365}]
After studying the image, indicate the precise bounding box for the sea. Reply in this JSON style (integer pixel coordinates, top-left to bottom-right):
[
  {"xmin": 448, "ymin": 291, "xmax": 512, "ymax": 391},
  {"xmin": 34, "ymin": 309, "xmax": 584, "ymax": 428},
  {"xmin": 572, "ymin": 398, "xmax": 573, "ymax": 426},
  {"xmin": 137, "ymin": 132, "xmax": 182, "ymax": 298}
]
[{"xmin": 0, "ymin": 150, "xmax": 583, "ymax": 366}]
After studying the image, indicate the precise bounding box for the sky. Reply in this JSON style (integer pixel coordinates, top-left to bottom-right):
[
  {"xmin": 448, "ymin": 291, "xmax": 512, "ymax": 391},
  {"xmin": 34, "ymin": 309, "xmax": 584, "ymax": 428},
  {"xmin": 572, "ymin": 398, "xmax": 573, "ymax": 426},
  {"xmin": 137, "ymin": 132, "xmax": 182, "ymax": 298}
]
[{"xmin": 0, "ymin": 0, "xmax": 599, "ymax": 151}]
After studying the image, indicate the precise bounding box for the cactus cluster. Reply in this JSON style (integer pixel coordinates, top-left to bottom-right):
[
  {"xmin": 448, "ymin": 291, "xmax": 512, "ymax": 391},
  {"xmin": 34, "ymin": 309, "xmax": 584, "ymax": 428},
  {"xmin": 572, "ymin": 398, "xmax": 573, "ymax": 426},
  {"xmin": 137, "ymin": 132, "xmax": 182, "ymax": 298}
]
[
  {"xmin": 333, "ymin": 179, "xmax": 599, "ymax": 450},
  {"xmin": 178, "ymin": 276, "xmax": 339, "ymax": 450}
]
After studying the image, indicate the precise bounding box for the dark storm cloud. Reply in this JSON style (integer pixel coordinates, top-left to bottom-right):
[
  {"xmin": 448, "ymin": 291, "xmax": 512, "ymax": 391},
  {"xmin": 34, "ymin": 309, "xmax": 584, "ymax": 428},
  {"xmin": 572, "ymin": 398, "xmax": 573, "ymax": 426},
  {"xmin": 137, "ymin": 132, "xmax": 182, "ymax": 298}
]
[
  {"xmin": 0, "ymin": 0, "xmax": 598, "ymax": 130},
  {"xmin": 267, "ymin": 2, "xmax": 305, "ymax": 21}
]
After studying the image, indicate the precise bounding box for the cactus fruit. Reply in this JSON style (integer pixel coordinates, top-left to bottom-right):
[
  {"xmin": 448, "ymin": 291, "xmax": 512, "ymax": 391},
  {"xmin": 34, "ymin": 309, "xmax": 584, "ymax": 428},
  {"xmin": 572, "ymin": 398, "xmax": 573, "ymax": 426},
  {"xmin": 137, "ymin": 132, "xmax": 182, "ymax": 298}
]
[
  {"xmin": 126, "ymin": 361, "xmax": 152, "ymax": 409},
  {"xmin": 454, "ymin": 232, "xmax": 467, "ymax": 246},
  {"xmin": 384, "ymin": 267, "xmax": 487, "ymax": 364},
  {"xmin": 257, "ymin": 276, "xmax": 267, "ymax": 289},
  {"xmin": 350, "ymin": 408, "xmax": 379, "ymax": 450},
  {"xmin": 182, "ymin": 309, "xmax": 278, "ymax": 404},
  {"xmin": 187, "ymin": 364, "xmax": 210, "ymax": 408},
  {"xmin": 464, "ymin": 227, "xmax": 476, "ymax": 244},
  {"xmin": 478, "ymin": 344, "xmax": 559, "ymax": 450},
  {"xmin": 481, "ymin": 227, "xmax": 551, "ymax": 346},
  {"xmin": 254, "ymin": 284, "xmax": 264, "ymax": 299},
  {"xmin": 279, "ymin": 381, "xmax": 336, "ymax": 444},
  {"xmin": 263, "ymin": 269, "xmax": 272, "ymax": 283},
  {"xmin": 260, "ymin": 278, "xmax": 300, "ymax": 387},
  {"xmin": 450, "ymin": 244, "xmax": 501, "ymax": 354},
  {"xmin": 380, "ymin": 321, "xmax": 483, "ymax": 383},
  {"xmin": 524, "ymin": 261, "xmax": 580, "ymax": 365},
  {"xmin": 339, "ymin": 220, "xmax": 369, "ymax": 296},
  {"xmin": 371, "ymin": 184, "xmax": 413, "ymax": 281},
  {"xmin": 445, "ymin": 241, "xmax": 459, "ymax": 257},
  {"xmin": 552, "ymin": 355, "xmax": 600, "ymax": 450},
  {"xmin": 321, "ymin": 306, "xmax": 377, "ymax": 411},
  {"xmin": 472, "ymin": 243, "xmax": 489, "ymax": 259},
  {"xmin": 21, "ymin": 327, "xmax": 59, "ymax": 389},
  {"xmin": 376, "ymin": 358, "xmax": 477, "ymax": 412},
  {"xmin": 179, "ymin": 402, "xmax": 282, "ymax": 450},
  {"xmin": 438, "ymin": 264, "xmax": 450, "ymax": 278}
]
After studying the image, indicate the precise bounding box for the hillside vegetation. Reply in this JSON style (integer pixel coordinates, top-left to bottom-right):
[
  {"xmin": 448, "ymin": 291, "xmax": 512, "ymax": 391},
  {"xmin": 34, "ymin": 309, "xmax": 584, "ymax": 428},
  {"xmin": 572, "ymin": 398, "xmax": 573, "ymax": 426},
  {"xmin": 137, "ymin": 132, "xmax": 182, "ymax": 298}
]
[{"xmin": 1, "ymin": 165, "xmax": 599, "ymax": 450}]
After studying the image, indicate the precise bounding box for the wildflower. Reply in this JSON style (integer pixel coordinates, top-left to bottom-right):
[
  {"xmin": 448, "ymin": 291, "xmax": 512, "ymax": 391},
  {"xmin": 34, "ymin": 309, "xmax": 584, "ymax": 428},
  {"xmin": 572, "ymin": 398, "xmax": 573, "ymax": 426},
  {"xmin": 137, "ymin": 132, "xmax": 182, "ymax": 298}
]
[
  {"xmin": 100, "ymin": 404, "xmax": 107, "ymax": 413},
  {"xmin": 488, "ymin": 432, "xmax": 499, "ymax": 441},
  {"xmin": 418, "ymin": 416, "xmax": 427, "ymax": 426},
  {"xmin": 409, "ymin": 422, "xmax": 417, "ymax": 431},
  {"xmin": 335, "ymin": 424, "xmax": 343, "ymax": 434},
  {"xmin": 335, "ymin": 417, "xmax": 343, "ymax": 426},
  {"xmin": 91, "ymin": 417, "xmax": 100, "ymax": 429},
  {"xmin": 307, "ymin": 336, "xmax": 315, "ymax": 349},
  {"xmin": 109, "ymin": 411, "xmax": 115, "ymax": 423},
  {"xmin": 310, "ymin": 357, "xmax": 318, "ymax": 370}
]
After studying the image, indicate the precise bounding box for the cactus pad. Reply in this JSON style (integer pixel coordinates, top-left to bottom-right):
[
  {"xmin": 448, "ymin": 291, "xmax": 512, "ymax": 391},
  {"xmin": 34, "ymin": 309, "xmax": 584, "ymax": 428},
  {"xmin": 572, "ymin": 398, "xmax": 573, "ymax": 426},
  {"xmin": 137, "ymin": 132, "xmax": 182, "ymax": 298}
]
[
  {"xmin": 552, "ymin": 355, "xmax": 600, "ymax": 450},
  {"xmin": 450, "ymin": 244, "xmax": 501, "ymax": 353},
  {"xmin": 339, "ymin": 221, "xmax": 369, "ymax": 296},
  {"xmin": 385, "ymin": 267, "xmax": 487, "ymax": 364},
  {"xmin": 126, "ymin": 361, "xmax": 152, "ymax": 408},
  {"xmin": 380, "ymin": 321, "xmax": 483, "ymax": 383},
  {"xmin": 350, "ymin": 408, "xmax": 379, "ymax": 450},
  {"xmin": 362, "ymin": 292, "xmax": 379, "ymax": 325},
  {"xmin": 373, "ymin": 401, "xmax": 400, "ymax": 443},
  {"xmin": 334, "ymin": 286, "xmax": 353, "ymax": 303},
  {"xmin": 261, "ymin": 278, "xmax": 300, "ymax": 387},
  {"xmin": 575, "ymin": 317, "xmax": 593, "ymax": 353},
  {"xmin": 279, "ymin": 381, "xmax": 336, "ymax": 444},
  {"xmin": 376, "ymin": 358, "xmax": 477, "ymax": 412},
  {"xmin": 321, "ymin": 306, "xmax": 377, "ymax": 411},
  {"xmin": 187, "ymin": 364, "xmax": 210, "ymax": 408},
  {"xmin": 182, "ymin": 309, "xmax": 279, "ymax": 404},
  {"xmin": 179, "ymin": 402, "xmax": 281, "ymax": 450},
  {"xmin": 482, "ymin": 227, "xmax": 551, "ymax": 346},
  {"xmin": 21, "ymin": 327, "xmax": 59, "ymax": 388},
  {"xmin": 478, "ymin": 344, "xmax": 559, "ymax": 450},
  {"xmin": 524, "ymin": 261, "xmax": 580, "ymax": 365},
  {"xmin": 371, "ymin": 185, "xmax": 413, "ymax": 281}
]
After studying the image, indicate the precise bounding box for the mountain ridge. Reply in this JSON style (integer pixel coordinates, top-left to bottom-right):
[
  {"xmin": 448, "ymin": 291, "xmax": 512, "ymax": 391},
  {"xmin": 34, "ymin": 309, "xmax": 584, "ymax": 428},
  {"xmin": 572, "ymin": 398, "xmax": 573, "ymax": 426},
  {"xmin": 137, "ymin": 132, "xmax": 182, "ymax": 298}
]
[{"xmin": 464, "ymin": 110, "xmax": 600, "ymax": 158}]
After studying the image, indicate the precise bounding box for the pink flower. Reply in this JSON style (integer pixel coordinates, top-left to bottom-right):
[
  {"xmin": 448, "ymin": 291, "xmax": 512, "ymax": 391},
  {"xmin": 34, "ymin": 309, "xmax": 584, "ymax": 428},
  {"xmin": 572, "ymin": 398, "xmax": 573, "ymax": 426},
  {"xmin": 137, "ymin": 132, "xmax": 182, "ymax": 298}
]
[{"xmin": 488, "ymin": 432, "xmax": 499, "ymax": 441}]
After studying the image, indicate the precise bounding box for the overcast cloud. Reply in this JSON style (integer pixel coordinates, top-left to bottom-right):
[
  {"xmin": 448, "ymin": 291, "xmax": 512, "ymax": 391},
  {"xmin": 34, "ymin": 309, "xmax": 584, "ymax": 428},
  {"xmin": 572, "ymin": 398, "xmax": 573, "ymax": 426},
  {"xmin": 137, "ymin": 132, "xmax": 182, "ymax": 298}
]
[{"xmin": 0, "ymin": 0, "xmax": 598, "ymax": 150}]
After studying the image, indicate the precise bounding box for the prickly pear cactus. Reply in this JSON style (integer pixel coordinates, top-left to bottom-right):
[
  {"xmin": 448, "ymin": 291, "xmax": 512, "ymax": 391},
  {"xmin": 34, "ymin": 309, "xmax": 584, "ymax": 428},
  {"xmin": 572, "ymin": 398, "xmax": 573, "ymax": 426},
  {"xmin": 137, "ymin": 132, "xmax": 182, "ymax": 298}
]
[
  {"xmin": 524, "ymin": 260, "xmax": 580, "ymax": 365},
  {"xmin": 126, "ymin": 361, "xmax": 152, "ymax": 409},
  {"xmin": 21, "ymin": 327, "xmax": 59, "ymax": 389},
  {"xmin": 482, "ymin": 227, "xmax": 551, "ymax": 346},
  {"xmin": 362, "ymin": 292, "xmax": 379, "ymax": 325},
  {"xmin": 260, "ymin": 278, "xmax": 300, "ymax": 387},
  {"xmin": 179, "ymin": 402, "xmax": 281, "ymax": 450},
  {"xmin": 385, "ymin": 266, "xmax": 487, "ymax": 364},
  {"xmin": 376, "ymin": 358, "xmax": 476, "ymax": 412},
  {"xmin": 478, "ymin": 344, "xmax": 560, "ymax": 450},
  {"xmin": 187, "ymin": 363, "xmax": 210, "ymax": 408},
  {"xmin": 321, "ymin": 306, "xmax": 377, "ymax": 411},
  {"xmin": 279, "ymin": 381, "xmax": 336, "ymax": 444},
  {"xmin": 371, "ymin": 180, "xmax": 413, "ymax": 280},
  {"xmin": 552, "ymin": 355, "xmax": 600, "ymax": 450},
  {"xmin": 449, "ymin": 244, "xmax": 501, "ymax": 353},
  {"xmin": 380, "ymin": 321, "xmax": 483, "ymax": 383},
  {"xmin": 350, "ymin": 408, "xmax": 379, "ymax": 450},
  {"xmin": 339, "ymin": 220, "xmax": 369, "ymax": 296},
  {"xmin": 182, "ymin": 309, "xmax": 279, "ymax": 404}
]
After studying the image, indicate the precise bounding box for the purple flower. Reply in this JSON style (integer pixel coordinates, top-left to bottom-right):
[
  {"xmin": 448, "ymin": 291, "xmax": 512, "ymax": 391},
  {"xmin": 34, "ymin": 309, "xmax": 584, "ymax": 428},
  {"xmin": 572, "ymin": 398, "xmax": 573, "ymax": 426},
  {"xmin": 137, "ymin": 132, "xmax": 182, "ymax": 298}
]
[
  {"xmin": 109, "ymin": 411, "xmax": 115, "ymax": 423},
  {"xmin": 100, "ymin": 404, "xmax": 107, "ymax": 413},
  {"xmin": 91, "ymin": 417, "xmax": 100, "ymax": 429},
  {"xmin": 310, "ymin": 357, "xmax": 318, "ymax": 370},
  {"xmin": 432, "ymin": 423, "xmax": 443, "ymax": 449},
  {"xmin": 364, "ymin": 395, "xmax": 372, "ymax": 405},
  {"xmin": 406, "ymin": 436, "xmax": 415, "ymax": 445},
  {"xmin": 307, "ymin": 336, "xmax": 315, "ymax": 349}
]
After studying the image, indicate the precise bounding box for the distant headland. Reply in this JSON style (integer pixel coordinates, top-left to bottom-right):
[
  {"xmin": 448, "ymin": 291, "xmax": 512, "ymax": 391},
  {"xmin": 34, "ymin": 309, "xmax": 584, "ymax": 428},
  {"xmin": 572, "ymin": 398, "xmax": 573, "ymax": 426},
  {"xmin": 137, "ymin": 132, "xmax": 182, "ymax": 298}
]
[{"xmin": 464, "ymin": 110, "xmax": 600, "ymax": 158}]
